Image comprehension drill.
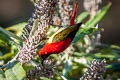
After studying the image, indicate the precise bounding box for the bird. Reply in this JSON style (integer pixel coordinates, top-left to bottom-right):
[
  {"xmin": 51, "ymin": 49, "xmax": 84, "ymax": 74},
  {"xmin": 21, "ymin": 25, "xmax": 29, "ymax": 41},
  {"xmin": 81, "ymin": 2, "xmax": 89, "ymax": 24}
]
[{"xmin": 38, "ymin": 0, "xmax": 82, "ymax": 63}]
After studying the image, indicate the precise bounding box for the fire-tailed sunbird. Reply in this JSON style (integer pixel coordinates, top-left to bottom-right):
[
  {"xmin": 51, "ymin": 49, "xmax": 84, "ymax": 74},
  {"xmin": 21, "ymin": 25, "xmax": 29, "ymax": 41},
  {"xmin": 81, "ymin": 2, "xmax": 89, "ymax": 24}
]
[{"xmin": 38, "ymin": 0, "xmax": 82, "ymax": 61}]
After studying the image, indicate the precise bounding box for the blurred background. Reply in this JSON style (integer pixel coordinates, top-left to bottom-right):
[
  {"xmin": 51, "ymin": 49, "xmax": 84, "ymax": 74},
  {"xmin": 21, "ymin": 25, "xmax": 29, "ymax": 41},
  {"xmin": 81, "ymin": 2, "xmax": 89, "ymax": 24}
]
[
  {"xmin": 0, "ymin": 0, "xmax": 119, "ymax": 45},
  {"xmin": 0, "ymin": 0, "xmax": 120, "ymax": 79}
]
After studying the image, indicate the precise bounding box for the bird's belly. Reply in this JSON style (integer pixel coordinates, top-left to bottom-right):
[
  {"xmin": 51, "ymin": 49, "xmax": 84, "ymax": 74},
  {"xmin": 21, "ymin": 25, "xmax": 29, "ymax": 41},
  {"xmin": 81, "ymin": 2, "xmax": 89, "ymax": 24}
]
[{"xmin": 40, "ymin": 38, "xmax": 71, "ymax": 55}]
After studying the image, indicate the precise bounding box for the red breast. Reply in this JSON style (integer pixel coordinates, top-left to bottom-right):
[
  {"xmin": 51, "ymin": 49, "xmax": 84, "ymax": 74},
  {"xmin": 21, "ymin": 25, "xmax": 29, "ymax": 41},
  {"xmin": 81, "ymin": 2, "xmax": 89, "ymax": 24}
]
[{"xmin": 39, "ymin": 38, "xmax": 71, "ymax": 56}]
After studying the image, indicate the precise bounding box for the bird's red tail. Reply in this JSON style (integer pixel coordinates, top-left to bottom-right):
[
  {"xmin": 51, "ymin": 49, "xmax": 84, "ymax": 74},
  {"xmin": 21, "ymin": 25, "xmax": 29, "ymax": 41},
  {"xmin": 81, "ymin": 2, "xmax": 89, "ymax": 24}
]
[{"xmin": 70, "ymin": 0, "xmax": 77, "ymax": 26}]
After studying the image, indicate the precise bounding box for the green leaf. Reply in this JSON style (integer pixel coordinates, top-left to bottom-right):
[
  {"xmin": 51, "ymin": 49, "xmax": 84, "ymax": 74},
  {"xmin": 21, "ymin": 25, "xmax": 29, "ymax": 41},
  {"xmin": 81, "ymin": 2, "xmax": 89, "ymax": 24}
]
[
  {"xmin": 5, "ymin": 68, "xmax": 18, "ymax": 80},
  {"xmin": 40, "ymin": 77, "xmax": 49, "ymax": 80},
  {"xmin": 0, "ymin": 69, "xmax": 4, "ymax": 80},
  {"xmin": 85, "ymin": 2, "xmax": 112, "ymax": 29},
  {"xmin": 95, "ymin": 52, "xmax": 117, "ymax": 59},
  {"xmin": 0, "ymin": 27, "xmax": 21, "ymax": 41},
  {"xmin": 5, "ymin": 62, "xmax": 26, "ymax": 80},
  {"xmin": 30, "ymin": 0, "xmax": 39, "ymax": 5},
  {"xmin": 76, "ymin": 11, "xmax": 89, "ymax": 23},
  {"xmin": 0, "ymin": 28, "xmax": 12, "ymax": 42},
  {"xmin": 72, "ymin": 2, "xmax": 112, "ymax": 43},
  {"xmin": 6, "ymin": 22, "xmax": 27, "ymax": 37},
  {"xmin": 72, "ymin": 27, "xmax": 97, "ymax": 43},
  {"xmin": 63, "ymin": 59, "xmax": 72, "ymax": 78},
  {"xmin": 6, "ymin": 23, "xmax": 26, "ymax": 32},
  {"xmin": 29, "ymin": 19, "xmax": 39, "ymax": 37},
  {"xmin": 0, "ymin": 53, "xmax": 14, "ymax": 60},
  {"xmin": 0, "ymin": 23, "xmax": 26, "ymax": 46}
]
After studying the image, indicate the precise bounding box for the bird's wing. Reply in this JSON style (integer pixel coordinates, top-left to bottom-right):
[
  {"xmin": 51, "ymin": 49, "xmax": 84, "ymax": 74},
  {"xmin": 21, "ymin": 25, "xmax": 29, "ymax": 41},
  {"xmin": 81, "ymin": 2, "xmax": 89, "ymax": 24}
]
[{"xmin": 47, "ymin": 25, "xmax": 78, "ymax": 43}]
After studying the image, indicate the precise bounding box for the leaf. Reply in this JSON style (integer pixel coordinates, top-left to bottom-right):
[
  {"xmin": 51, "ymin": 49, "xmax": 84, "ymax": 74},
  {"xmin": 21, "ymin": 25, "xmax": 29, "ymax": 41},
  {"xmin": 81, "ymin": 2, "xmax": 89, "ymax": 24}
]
[
  {"xmin": 0, "ymin": 69, "xmax": 4, "ymax": 80},
  {"xmin": 72, "ymin": 2, "xmax": 112, "ymax": 43},
  {"xmin": 73, "ymin": 52, "xmax": 96, "ymax": 61},
  {"xmin": 40, "ymin": 77, "xmax": 49, "ymax": 80},
  {"xmin": 63, "ymin": 59, "xmax": 72, "ymax": 78},
  {"xmin": 29, "ymin": 19, "xmax": 39, "ymax": 37},
  {"xmin": 105, "ymin": 62, "xmax": 120, "ymax": 70},
  {"xmin": 6, "ymin": 22, "xmax": 27, "ymax": 38},
  {"xmin": 0, "ymin": 27, "xmax": 21, "ymax": 41},
  {"xmin": 0, "ymin": 23, "xmax": 26, "ymax": 46},
  {"xmin": 0, "ymin": 28, "xmax": 12, "ymax": 42},
  {"xmin": 0, "ymin": 53, "xmax": 14, "ymax": 60},
  {"xmin": 85, "ymin": 2, "xmax": 112, "ymax": 29},
  {"xmin": 76, "ymin": 11, "xmax": 89, "ymax": 23},
  {"xmin": 95, "ymin": 52, "xmax": 117, "ymax": 59},
  {"xmin": 72, "ymin": 27, "xmax": 97, "ymax": 43},
  {"xmin": 5, "ymin": 69, "xmax": 18, "ymax": 80},
  {"xmin": 5, "ymin": 62, "xmax": 26, "ymax": 80},
  {"xmin": 30, "ymin": 0, "xmax": 39, "ymax": 5},
  {"xmin": 6, "ymin": 23, "xmax": 27, "ymax": 32}
]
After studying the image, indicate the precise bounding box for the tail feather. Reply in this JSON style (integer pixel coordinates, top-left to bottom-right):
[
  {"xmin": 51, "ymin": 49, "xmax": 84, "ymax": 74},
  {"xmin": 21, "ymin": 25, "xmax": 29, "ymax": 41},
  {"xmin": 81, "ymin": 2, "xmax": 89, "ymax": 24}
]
[{"xmin": 70, "ymin": 0, "xmax": 77, "ymax": 26}]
